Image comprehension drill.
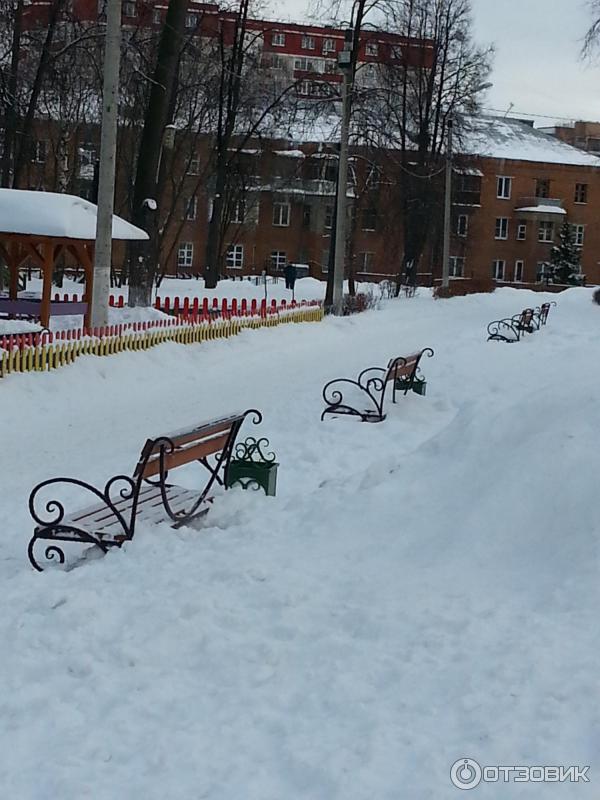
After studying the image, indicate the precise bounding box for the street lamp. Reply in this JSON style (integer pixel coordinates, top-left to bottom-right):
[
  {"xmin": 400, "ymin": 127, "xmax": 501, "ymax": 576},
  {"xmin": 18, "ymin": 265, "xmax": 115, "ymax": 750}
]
[{"xmin": 331, "ymin": 28, "xmax": 353, "ymax": 314}]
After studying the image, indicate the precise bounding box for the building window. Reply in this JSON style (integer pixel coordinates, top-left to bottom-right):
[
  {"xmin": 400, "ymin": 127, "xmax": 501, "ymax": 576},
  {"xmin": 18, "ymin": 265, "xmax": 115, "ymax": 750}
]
[
  {"xmin": 184, "ymin": 196, "xmax": 197, "ymax": 221},
  {"xmin": 496, "ymin": 176, "xmax": 512, "ymax": 199},
  {"xmin": 231, "ymin": 199, "xmax": 245, "ymax": 224},
  {"xmin": 302, "ymin": 204, "xmax": 311, "ymax": 228},
  {"xmin": 362, "ymin": 207, "xmax": 377, "ymax": 231},
  {"xmin": 152, "ymin": 8, "xmax": 161, "ymax": 23},
  {"xmin": 494, "ymin": 217, "xmax": 508, "ymax": 240},
  {"xmin": 294, "ymin": 56, "xmax": 319, "ymax": 72},
  {"xmin": 572, "ymin": 224, "xmax": 585, "ymax": 246},
  {"xmin": 324, "ymin": 60, "xmax": 336, "ymax": 74},
  {"xmin": 358, "ymin": 251, "xmax": 375, "ymax": 272},
  {"xmin": 536, "ymin": 262, "xmax": 549, "ymax": 282},
  {"xmin": 538, "ymin": 221, "xmax": 554, "ymax": 242},
  {"xmin": 365, "ymin": 41, "xmax": 378, "ymax": 56},
  {"xmin": 514, "ymin": 260, "xmax": 524, "ymax": 283},
  {"xmin": 575, "ymin": 183, "xmax": 588, "ymax": 204},
  {"xmin": 298, "ymin": 80, "xmax": 312, "ymax": 96},
  {"xmin": 324, "ymin": 204, "xmax": 333, "ymax": 230},
  {"xmin": 271, "ymin": 54, "xmax": 286, "ymax": 69},
  {"xmin": 226, "ymin": 244, "xmax": 244, "ymax": 269},
  {"xmin": 449, "ymin": 256, "xmax": 464, "ymax": 277},
  {"xmin": 187, "ymin": 155, "xmax": 200, "ymax": 175},
  {"xmin": 123, "ymin": 1, "xmax": 136, "ymax": 17},
  {"xmin": 31, "ymin": 139, "xmax": 46, "ymax": 164},
  {"xmin": 535, "ymin": 178, "xmax": 550, "ymax": 198},
  {"xmin": 271, "ymin": 32, "xmax": 285, "ymax": 47},
  {"xmin": 177, "ymin": 242, "xmax": 193, "ymax": 269},
  {"xmin": 492, "ymin": 260, "xmax": 506, "ymax": 281},
  {"xmin": 185, "ymin": 13, "xmax": 198, "ymax": 27},
  {"xmin": 301, "ymin": 34, "xmax": 315, "ymax": 50},
  {"xmin": 322, "ymin": 37, "xmax": 336, "ymax": 53},
  {"xmin": 273, "ymin": 201, "xmax": 290, "ymax": 226},
  {"xmin": 321, "ymin": 249, "xmax": 330, "ymax": 272},
  {"xmin": 270, "ymin": 251, "xmax": 286, "ymax": 271},
  {"xmin": 457, "ymin": 214, "xmax": 468, "ymax": 237},
  {"xmin": 517, "ymin": 222, "xmax": 527, "ymax": 240}
]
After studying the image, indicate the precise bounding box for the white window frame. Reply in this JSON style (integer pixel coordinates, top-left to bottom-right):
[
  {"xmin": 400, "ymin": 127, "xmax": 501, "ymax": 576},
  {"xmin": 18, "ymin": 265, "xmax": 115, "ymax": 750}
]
[
  {"xmin": 32, "ymin": 139, "xmax": 47, "ymax": 164},
  {"xmin": 365, "ymin": 41, "xmax": 378, "ymax": 57},
  {"xmin": 322, "ymin": 37, "xmax": 336, "ymax": 54},
  {"xmin": 177, "ymin": 242, "xmax": 193, "ymax": 269},
  {"xmin": 231, "ymin": 199, "xmax": 245, "ymax": 224},
  {"xmin": 321, "ymin": 249, "xmax": 330, "ymax": 272},
  {"xmin": 187, "ymin": 155, "xmax": 200, "ymax": 175},
  {"xmin": 185, "ymin": 195, "xmax": 197, "ymax": 221},
  {"xmin": 496, "ymin": 176, "xmax": 512, "ymax": 199},
  {"xmin": 449, "ymin": 256, "xmax": 464, "ymax": 277},
  {"xmin": 358, "ymin": 251, "xmax": 375, "ymax": 272},
  {"xmin": 457, "ymin": 214, "xmax": 468, "ymax": 237},
  {"xmin": 270, "ymin": 251, "xmax": 286, "ymax": 271},
  {"xmin": 517, "ymin": 222, "xmax": 527, "ymax": 240},
  {"xmin": 538, "ymin": 221, "xmax": 554, "ymax": 243},
  {"xmin": 152, "ymin": 8, "xmax": 161, "ymax": 24},
  {"xmin": 185, "ymin": 13, "xmax": 198, "ymax": 28},
  {"xmin": 324, "ymin": 205, "xmax": 333, "ymax": 230},
  {"xmin": 298, "ymin": 80, "xmax": 311, "ymax": 96},
  {"xmin": 514, "ymin": 260, "xmax": 524, "ymax": 283},
  {"xmin": 272, "ymin": 201, "xmax": 290, "ymax": 227},
  {"xmin": 271, "ymin": 32, "xmax": 285, "ymax": 47},
  {"xmin": 301, "ymin": 35, "xmax": 315, "ymax": 50},
  {"xmin": 495, "ymin": 217, "xmax": 508, "ymax": 240},
  {"xmin": 492, "ymin": 259, "xmax": 506, "ymax": 281},
  {"xmin": 536, "ymin": 261, "xmax": 549, "ymax": 282},
  {"xmin": 226, "ymin": 244, "xmax": 244, "ymax": 269},
  {"xmin": 123, "ymin": 1, "xmax": 136, "ymax": 17},
  {"xmin": 572, "ymin": 224, "xmax": 585, "ymax": 246}
]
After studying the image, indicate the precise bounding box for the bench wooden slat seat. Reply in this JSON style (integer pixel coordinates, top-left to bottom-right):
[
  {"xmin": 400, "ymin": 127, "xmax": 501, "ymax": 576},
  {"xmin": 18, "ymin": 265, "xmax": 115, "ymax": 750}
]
[
  {"xmin": 321, "ymin": 348, "xmax": 434, "ymax": 423},
  {"xmin": 27, "ymin": 409, "xmax": 262, "ymax": 571}
]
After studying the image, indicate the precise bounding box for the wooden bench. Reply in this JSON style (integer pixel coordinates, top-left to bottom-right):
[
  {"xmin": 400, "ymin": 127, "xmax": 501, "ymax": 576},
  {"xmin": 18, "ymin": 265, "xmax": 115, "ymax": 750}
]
[
  {"xmin": 487, "ymin": 308, "xmax": 536, "ymax": 343},
  {"xmin": 321, "ymin": 348, "xmax": 434, "ymax": 423},
  {"xmin": 27, "ymin": 409, "xmax": 262, "ymax": 571}
]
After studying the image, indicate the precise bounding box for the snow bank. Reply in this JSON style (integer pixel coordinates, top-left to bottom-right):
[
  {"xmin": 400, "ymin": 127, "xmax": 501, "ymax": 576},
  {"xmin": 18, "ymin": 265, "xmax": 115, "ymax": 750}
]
[{"xmin": 0, "ymin": 287, "xmax": 598, "ymax": 799}]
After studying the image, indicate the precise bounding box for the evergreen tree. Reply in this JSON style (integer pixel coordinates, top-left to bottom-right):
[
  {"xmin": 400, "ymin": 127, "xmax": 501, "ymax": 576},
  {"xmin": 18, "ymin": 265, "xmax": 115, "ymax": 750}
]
[{"xmin": 549, "ymin": 220, "xmax": 582, "ymax": 285}]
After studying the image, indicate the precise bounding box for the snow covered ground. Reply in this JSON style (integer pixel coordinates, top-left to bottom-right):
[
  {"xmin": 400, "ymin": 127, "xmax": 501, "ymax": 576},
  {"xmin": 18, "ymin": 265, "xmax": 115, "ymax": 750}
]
[{"xmin": 0, "ymin": 287, "xmax": 598, "ymax": 799}]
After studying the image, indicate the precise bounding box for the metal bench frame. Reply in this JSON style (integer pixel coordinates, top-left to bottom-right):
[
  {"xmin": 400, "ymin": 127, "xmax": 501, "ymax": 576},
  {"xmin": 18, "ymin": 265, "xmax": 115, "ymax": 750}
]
[
  {"xmin": 487, "ymin": 308, "xmax": 536, "ymax": 343},
  {"xmin": 321, "ymin": 348, "xmax": 434, "ymax": 423},
  {"xmin": 27, "ymin": 409, "xmax": 262, "ymax": 571}
]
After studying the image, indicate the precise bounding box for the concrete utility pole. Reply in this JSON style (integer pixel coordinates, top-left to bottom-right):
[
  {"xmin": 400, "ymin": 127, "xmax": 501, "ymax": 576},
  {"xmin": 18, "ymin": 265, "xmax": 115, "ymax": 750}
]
[
  {"xmin": 91, "ymin": 0, "xmax": 122, "ymax": 328},
  {"xmin": 441, "ymin": 117, "xmax": 453, "ymax": 290},
  {"xmin": 332, "ymin": 30, "xmax": 353, "ymax": 314}
]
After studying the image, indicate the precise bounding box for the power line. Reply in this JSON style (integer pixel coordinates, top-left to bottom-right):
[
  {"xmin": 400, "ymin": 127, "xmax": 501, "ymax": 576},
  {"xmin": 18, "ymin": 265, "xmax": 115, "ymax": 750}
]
[{"xmin": 481, "ymin": 106, "xmax": 584, "ymax": 123}]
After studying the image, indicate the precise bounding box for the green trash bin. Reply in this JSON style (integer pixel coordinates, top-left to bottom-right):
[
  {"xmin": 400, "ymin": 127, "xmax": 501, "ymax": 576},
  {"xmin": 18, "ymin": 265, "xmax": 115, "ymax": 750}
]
[{"xmin": 225, "ymin": 437, "xmax": 278, "ymax": 496}]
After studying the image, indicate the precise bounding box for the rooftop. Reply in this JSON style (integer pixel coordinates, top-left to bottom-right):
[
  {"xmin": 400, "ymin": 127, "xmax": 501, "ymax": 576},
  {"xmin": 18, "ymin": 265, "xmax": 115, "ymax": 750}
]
[
  {"xmin": 460, "ymin": 117, "xmax": 600, "ymax": 167},
  {"xmin": 0, "ymin": 190, "xmax": 149, "ymax": 241}
]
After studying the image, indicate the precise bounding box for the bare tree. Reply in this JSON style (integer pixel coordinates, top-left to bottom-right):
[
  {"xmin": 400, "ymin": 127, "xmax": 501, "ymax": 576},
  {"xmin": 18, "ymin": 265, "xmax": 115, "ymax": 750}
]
[{"xmin": 583, "ymin": 0, "xmax": 600, "ymax": 56}]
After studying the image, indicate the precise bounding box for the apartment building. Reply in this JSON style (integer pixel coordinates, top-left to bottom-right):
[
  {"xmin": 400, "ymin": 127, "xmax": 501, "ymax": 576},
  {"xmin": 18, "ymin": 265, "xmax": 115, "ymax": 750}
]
[{"xmin": 449, "ymin": 117, "xmax": 600, "ymax": 287}]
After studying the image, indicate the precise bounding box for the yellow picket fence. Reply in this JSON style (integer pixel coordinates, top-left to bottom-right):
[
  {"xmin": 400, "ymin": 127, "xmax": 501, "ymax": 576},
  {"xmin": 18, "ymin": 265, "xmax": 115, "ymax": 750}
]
[{"xmin": 0, "ymin": 304, "xmax": 324, "ymax": 380}]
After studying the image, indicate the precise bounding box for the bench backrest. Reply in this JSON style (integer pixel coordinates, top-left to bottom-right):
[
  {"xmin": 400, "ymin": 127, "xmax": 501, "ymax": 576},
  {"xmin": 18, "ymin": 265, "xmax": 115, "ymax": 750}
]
[
  {"xmin": 133, "ymin": 412, "xmax": 245, "ymax": 480},
  {"xmin": 520, "ymin": 308, "xmax": 534, "ymax": 325},
  {"xmin": 386, "ymin": 353, "xmax": 421, "ymax": 383}
]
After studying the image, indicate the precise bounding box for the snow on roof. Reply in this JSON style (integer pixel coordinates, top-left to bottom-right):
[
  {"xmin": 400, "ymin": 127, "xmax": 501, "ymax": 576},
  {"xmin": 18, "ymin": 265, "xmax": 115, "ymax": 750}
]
[
  {"xmin": 461, "ymin": 117, "xmax": 600, "ymax": 167},
  {"xmin": 515, "ymin": 204, "xmax": 567, "ymax": 214},
  {"xmin": 0, "ymin": 189, "xmax": 149, "ymax": 241},
  {"xmin": 273, "ymin": 149, "xmax": 306, "ymax": 158}
]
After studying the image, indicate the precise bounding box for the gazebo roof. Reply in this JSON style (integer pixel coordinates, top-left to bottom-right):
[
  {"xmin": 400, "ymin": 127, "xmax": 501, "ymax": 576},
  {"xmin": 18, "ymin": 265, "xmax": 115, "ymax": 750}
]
[{"xmin": 0, "ymin": 189, "xmax": 148, "ymax": 241}]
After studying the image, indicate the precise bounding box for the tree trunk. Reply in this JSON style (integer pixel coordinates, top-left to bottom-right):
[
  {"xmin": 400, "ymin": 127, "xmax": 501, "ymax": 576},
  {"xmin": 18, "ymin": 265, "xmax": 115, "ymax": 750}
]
[
  {"xmin": 1, "ymin": 0, "xmax": 23, "ymax": 187},
  {"xmin": 128, "ymin": 0, "xmax": 187, "ymax": 307},
  {"xmin": 12, "ymin": 0, "xmax": 67, "ymax": 188}
]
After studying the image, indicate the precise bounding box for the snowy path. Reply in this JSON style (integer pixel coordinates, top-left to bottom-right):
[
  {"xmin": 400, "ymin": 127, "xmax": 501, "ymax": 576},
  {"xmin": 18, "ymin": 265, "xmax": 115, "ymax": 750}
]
[{"xmin": 0, "ymin": 288, "xmax": 599, "ymax": 799}]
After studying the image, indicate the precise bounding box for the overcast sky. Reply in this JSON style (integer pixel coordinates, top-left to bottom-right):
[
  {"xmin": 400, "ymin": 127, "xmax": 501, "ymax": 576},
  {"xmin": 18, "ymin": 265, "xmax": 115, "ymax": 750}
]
[{"xmin": 271, "ymin": 0, "xmax": 600, "ymax": 124}]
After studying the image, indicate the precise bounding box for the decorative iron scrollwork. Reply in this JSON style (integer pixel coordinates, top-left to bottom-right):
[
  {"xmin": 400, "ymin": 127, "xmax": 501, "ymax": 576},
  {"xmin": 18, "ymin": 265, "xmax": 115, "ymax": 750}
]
[{"xmin": 321, "ymin": 348, "xmax": 434, "ymax": 422}]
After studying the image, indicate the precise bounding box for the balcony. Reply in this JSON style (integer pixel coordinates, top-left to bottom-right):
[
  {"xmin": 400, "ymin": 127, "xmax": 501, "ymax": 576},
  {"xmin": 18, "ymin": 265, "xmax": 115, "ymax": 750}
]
[{"xmin": 514, "ymin": 197, "xmax": 566, "ymax": 215}]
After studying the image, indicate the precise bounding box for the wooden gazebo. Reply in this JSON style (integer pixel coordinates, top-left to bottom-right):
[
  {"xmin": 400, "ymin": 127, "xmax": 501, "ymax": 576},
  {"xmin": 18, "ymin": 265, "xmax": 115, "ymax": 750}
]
[{"xmin": 0, "ymin": 189, "xmax": 148, "ymax": 328}]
